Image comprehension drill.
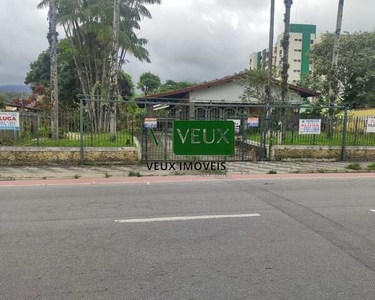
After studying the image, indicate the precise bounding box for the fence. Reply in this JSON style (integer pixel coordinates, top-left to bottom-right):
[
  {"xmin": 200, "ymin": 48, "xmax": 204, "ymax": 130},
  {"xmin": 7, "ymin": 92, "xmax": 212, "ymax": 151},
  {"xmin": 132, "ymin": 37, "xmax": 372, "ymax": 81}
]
[
  {"xmin": 0, "ymin": 106, "xmax": 142, "ymax": 149},
  {"xmin": 138, "ymin": 101, "xmax": 375, "ymax": 161},
  {"xmin": 2, "ymin": 99, "xmax": 375, "ymax": 162}
]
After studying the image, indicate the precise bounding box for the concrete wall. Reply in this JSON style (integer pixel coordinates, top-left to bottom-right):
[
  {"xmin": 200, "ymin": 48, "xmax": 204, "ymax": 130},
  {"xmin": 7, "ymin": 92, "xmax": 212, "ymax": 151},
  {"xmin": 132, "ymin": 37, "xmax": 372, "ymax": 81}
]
[
  {"xmin": 272, "ymin": 145, "xmax": 375, "ymax": 161},
  {"xmin": 0, "ymin": 147, "xmax": 141, "ymax": 165}
]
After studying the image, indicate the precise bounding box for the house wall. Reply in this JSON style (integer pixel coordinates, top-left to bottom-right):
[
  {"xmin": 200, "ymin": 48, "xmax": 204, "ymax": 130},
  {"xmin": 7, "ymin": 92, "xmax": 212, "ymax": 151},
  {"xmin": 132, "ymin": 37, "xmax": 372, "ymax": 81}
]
[
  {"xmin": 189, "ymin": 81, "xmax": 302, "ymax": 104},
  {"xmin": 190, "ymin": 81, "xmax": 245, "ymax": 102}
]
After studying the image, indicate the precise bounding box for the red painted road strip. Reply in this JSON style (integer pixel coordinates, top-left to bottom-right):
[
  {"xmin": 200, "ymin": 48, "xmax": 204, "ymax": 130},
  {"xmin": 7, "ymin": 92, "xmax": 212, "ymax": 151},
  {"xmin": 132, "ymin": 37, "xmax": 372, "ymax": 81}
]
[{"xmin": 0, "ymin": 173, "xmax": 374, "ymax": 187}]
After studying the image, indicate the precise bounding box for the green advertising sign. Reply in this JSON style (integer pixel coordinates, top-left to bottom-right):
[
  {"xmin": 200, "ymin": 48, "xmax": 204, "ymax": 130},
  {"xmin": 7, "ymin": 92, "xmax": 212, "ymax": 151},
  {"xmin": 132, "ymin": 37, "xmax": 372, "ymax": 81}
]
[{"xmin": 173, "ymin": 120, "xmax": 235, "ymax": 155}]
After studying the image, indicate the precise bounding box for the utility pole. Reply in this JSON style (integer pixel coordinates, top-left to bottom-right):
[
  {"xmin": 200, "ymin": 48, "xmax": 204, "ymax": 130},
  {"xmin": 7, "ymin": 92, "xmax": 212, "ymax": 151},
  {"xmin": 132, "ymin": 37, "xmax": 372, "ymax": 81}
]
[{"xmin": 328, "ymin": 0, "xmax": 344, "ymax": 138}]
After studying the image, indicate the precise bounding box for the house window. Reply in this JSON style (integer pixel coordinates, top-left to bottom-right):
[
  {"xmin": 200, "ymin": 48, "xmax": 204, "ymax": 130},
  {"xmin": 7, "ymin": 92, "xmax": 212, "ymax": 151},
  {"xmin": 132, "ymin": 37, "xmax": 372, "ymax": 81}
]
[
  {"xmin": 311, "ymin": 40, "xmax": 314, "ymax": 44},
  {"xmin": 223, "ymin": 108, "xmax": 236, "ymax": 119},
  {"xmin": 195, "ymin": 108, "xmax": 207, "ymax": 120},
  {"xmin": 209, "ymin": 108, "xmax": 220, "ymax": 120}
]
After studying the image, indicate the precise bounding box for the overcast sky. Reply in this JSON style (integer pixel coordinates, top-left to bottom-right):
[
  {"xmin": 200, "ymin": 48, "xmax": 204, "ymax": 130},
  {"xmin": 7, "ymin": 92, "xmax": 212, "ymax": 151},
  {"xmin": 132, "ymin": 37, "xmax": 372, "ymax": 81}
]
[{"xmin": 0, "ymin": 0, "xmax": 374, "ymax": 87}]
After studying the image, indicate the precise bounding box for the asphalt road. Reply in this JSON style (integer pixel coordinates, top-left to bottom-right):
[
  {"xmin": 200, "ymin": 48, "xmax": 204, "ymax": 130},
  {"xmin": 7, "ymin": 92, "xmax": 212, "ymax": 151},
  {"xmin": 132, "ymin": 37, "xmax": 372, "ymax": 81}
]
[{"xmin": 1, "ymin": 176, "xmax": 375, "ymax": 300}]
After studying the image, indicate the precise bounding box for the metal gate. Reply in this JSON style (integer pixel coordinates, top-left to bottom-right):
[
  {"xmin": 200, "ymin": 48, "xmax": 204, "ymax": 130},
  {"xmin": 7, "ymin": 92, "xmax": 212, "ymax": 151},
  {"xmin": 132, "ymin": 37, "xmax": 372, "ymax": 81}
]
[{"xmin": 140, "ymin": 102, "xmax": 267, "ymax": 162}]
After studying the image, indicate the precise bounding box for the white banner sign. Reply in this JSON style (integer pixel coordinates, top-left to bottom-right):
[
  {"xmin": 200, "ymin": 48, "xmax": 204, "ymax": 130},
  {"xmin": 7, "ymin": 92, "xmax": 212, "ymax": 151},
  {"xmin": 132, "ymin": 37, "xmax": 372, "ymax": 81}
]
[
  {"xmin": 299, "ymin": 119, "xmax": 321, "ymax": 135},
  {"xmin": 366, "ymin": 117, "xmax": 375, "ymax": 133},
  {"xmin": 228, "ymin": 119, "xmax": 241, "ymax": 133},
  {"xmin": 0, "ymin": 112, "xmax": 20, "ymax": 130}
]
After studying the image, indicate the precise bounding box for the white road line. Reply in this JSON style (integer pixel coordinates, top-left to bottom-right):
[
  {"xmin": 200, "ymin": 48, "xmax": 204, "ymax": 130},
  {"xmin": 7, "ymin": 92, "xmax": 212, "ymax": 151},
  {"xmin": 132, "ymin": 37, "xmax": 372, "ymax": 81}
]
[
  {"xmin": 115, "ymin": 214, "xmax": 260, "ymax": 223},
  {"xmin": 370, "ymin": 209, "xmax": 375, "ymax": 213}
]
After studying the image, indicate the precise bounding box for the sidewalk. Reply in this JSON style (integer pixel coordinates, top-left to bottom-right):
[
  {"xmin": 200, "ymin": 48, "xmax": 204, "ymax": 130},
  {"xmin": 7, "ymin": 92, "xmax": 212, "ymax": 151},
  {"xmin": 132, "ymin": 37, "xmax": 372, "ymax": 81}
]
[{"xmin": 1, "ymin": 161, "xmax": 374, "ymax": 181}]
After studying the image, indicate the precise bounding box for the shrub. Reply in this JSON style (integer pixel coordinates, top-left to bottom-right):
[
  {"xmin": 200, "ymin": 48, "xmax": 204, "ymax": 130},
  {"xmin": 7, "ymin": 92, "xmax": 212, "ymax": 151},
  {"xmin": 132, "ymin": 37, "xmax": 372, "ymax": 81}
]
[
  {"xmin": 129, "ymin": 171, "xmax": 141, "ymax": 177},
  {"xmin": 346, "ymin": 163, "xmax": 361, "ymax": 170}
]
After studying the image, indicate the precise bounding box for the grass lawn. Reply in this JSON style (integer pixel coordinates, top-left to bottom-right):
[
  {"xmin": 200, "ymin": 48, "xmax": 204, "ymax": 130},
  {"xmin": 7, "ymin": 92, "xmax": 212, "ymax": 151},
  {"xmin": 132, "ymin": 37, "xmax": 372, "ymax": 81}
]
[
  {"xmin": 14, "ymin": 132, "xmax": 135, "ymax": 147},
  {"xmin": 248, "ymin": 131, "xmax": 375, "ymax": 146}
]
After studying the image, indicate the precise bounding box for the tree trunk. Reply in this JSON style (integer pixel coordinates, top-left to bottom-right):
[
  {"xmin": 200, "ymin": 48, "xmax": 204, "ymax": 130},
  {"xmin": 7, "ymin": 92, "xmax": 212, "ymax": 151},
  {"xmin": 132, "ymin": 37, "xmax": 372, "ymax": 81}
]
[
  {"xmin": 263, "ymin": 0, "xmax": 275, "ymax": 154},
  {"xmin": 328, "ymin": 0, "xmax": 344, "ymax": 139},
  {"xmin": 266, "ymin": 0, "xmax": 275, "ymax": 103},
  {"xmin": 49, "ymin": 0, "xmax": 59, "ymax": 140},
  {"xmin": 280, "ymin": 0, "xmax": 293, "ymax": 141},
  {"xmin": 109, "ymin": 0, "xmax": 120, "ymax": 142}
]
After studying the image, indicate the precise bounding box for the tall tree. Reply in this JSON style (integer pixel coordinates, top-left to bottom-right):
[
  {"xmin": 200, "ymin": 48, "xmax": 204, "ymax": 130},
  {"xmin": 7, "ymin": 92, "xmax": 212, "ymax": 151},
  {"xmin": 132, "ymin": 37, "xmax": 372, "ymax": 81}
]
[
  {"xmin": 280, "ymin": 0, "xmax": 293, "ymax": 140},
  {"xmin": 303, "ymin": 31, "xmax": 375, "ymax": 108},
  {"xmin": 328, "ymin": 0, "xmax": 345, "ymax": 138},
  {"xmin": 281, "ymin": 0, "xmax": 293, "ymax": 102},
  {"xmin": 158, "ymin": 80, "xmax": 197, "ymax": 93},
  {"xmin": 137, "ymin": 72, "xmax": 161, "ymax": 95},
  {"xmin": 109, "ymin": 0, "xmax": 121, "ymax": 141},
  {"xmin": 266, "ymin": 0, "xmax": 275, "ymax": 103},
  {"xmin": 237, "ymin": 69, "xmax": 282, "ymax": 103},
  {"xmin": 25, "ymin": 43, "xmax": 81, "ymax": 109},
  {"xmin": 56, "ymin": 0, "xmax": 160, "ymax": 133},
  {"xmin": 40, "ymin": 0, "xmax": 59, "ymax": 139},
  {"xmin": 0, "ymin": 94, "xmax": 5, "ymax": 109}
]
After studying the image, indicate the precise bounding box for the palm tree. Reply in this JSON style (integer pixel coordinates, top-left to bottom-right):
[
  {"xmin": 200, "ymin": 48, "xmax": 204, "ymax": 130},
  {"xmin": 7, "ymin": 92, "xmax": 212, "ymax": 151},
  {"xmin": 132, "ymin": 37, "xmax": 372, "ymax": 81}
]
[
  {"xmin": 328, "ymin": 0, "xmax": 345, "ymax": 138},
  {"xmin": 109, "ymin": 0, "xmax": 120, "ymax": 141},
  {"xmin": 280, "ymin": 0, "xmax": 293, "ymax": 140},
  {"xmin": 262, "ymin": 0, "xmax": 275, "ymax": 158},
  {"xmin": 266, "ymin": 0, "xmax": 275, "ymax": 103},
  {"xmin": 38, "ymin": 0, "xmax": 59, "ymax": 139},
  {"xmin": 42, "ymin": 0, "xmax": 160, "ymax": 134},
  {"xmin": 281, "ymin": 0, "xmax": 293, "ymax": 103}
]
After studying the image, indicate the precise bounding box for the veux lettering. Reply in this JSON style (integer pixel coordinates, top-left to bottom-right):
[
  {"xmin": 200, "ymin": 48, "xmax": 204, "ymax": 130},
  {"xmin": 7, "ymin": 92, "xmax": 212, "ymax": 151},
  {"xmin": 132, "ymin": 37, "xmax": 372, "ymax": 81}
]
[{"xmin": 176, "ymin": 128, "xmax": 230, "ymax": 145}]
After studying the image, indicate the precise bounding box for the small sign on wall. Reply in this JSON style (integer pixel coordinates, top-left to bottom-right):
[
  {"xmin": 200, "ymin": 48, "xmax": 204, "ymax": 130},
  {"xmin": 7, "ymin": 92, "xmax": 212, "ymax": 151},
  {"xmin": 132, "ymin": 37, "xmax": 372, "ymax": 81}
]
[
  {"xmin": 247, "ymin": 117, "xmax": 259, "ymax": 128},
  {"xmin": 144, "ymin": 118, "xmax": 157, "ymax": 128},
  {"xmin": 299, "ymin": 119, "xmax": 321, "ymax": 135},
  {"xmin": 0, "ymin": 112, "xmax": 20, "ymax": 130},
  {"xmin": 366, "ymin": 117, "xmax": 375, "ymax": 133}
]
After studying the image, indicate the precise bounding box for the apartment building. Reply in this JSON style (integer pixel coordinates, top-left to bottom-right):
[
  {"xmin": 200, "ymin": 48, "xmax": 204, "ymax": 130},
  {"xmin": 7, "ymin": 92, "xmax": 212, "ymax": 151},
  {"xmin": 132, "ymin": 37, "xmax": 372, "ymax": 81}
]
[{"xmin": 249, "ymin": 24, "xmax": 317, "ymax": 84}]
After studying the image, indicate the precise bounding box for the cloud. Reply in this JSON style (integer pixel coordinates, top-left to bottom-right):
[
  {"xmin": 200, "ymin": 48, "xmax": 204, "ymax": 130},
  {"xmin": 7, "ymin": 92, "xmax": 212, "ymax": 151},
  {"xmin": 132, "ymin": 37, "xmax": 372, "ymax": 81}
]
[
  {"xmin": 0, "ymin": 1, "xmax": 48, "ymax": 85},
  {"xmin": 1, "ymin": 0, "xmax": 374, "ymax": 87}
]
